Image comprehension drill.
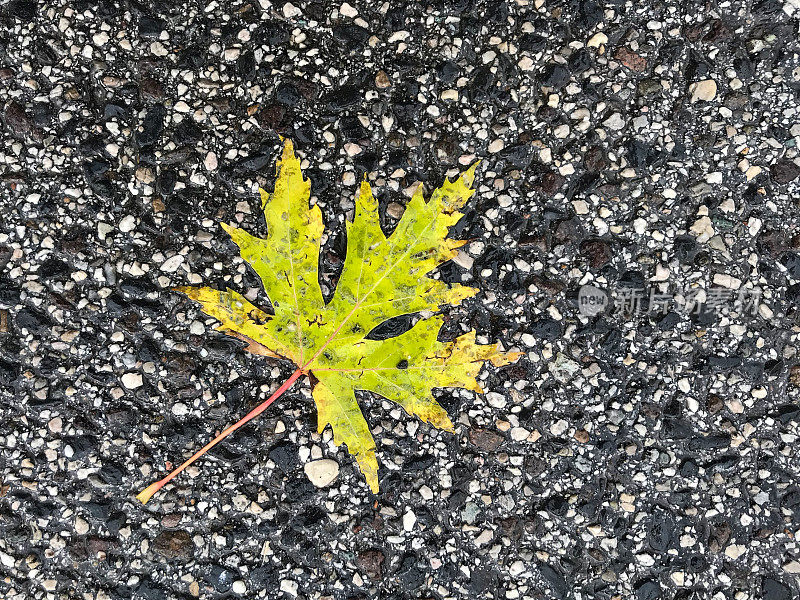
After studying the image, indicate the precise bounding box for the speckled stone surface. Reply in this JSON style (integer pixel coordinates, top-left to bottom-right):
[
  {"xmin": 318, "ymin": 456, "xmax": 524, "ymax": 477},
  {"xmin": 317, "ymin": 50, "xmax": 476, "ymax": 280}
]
[{"xmin": 2, "ymin": 0, "xmax": 800, "ymax": 599}]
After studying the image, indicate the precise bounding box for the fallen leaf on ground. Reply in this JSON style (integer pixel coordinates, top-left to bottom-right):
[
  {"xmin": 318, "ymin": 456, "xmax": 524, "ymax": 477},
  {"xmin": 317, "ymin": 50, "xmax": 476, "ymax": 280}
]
[{"xmin": 137, "ymin": 139, "xmax": 522, "ymax": 503}]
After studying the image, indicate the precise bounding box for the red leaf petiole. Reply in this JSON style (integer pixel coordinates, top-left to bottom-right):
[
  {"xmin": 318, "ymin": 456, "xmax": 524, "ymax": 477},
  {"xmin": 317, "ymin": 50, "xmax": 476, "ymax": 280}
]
[{"xmin": 136, "ymin": 368, "xmax": 304, "ymax": 504}]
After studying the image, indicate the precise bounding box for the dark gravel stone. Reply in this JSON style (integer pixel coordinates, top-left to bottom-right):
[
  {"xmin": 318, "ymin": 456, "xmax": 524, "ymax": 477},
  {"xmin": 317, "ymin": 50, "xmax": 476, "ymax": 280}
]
[
  {"xmin": 635, "ymin": 579, "xmax": 661, "ymax": 600},
  {"xmin": 139, "ymin": 16, "xmax": 167, "ymax": 39},
  {"xmin": 268, "ymin": 442, "xmax": 298, "ymax": 472},
  {"xmin": 157, "ymin": 169, "xmax": 177, "ymax": 196},
  {"xmin": 405, "ymin": 454, "xmax": 435, "ymax": 471},
  {"xmin": 38, "ymin": 257, "xmax": 69, "ymax": 279},
  {"xmin": 366, "ymin": 313, "xmax": 414, "ymax": 340},
  {"xmin": 771, "ymin": 159, "xmax": 800, "ymax": 184},
  {"xmin": 537, "ymin": 171, "xmax": 565, "ymax": 195},
  {"xmin": 236, "ymin": 50, "xmax": 256, "ymax": 79},
  {"xmin": 204, "ymin": 565, "xmax": 235, "ymax": 593},
  {"xmin": 707, "ymin": 355, "xmax": 742, "ymax": 371},
  {"xmin": 333, "ymin": 23, "xmax": 369, "ymax": 50},
  {"xmin": 136, "ymin": 104, "xmax": 166, "ymax": 147},
  {"xmin": 358, "ymin": 549, "xmax": 385, "ymax": 580},
  {"xmin": 679, "ymin": 458, "xmax": 698, "ymax": 477},
  {"xmin": 174, "ymin": 119, "xmax": 203, "ymax": 145},
  {"xmin": 35, "ymin": 44, "xmax": 58, "ymax": 67},
  {"xmin": 98, "ymin": 462, "xmax": 125, "ymax": 485},
  {"xmin": 133, "ymin": 579, "xmax": 166, "ymax": 600},
  {"xmin": 259, "ymin": 103, "xmax": 286, "ymax": 131},
  {"xmin": 4, "ymin": 102, "xmax": 40, "ymax": 140},
  {"xmin": 0, "ymin": 359, "xmax": 19, "ymax": 385},
  {"xmin": 708, "ymin": 520, "xmax": 732, "ymax": 552},
  {"xmin": 541, "ymin": 64, "xmax": 570, "ymax": 88},
  {"xmin": 628, "ymin": 139, "xmax": 662, "ymax": 169},
  {"xmin": 104, "ymin": 102, "xmax": 128, "ymax": 119},
  {"xmin": 781, "ymin": 252, "xmax": 800, "ymax": 279},
  {"xmin": 152, "ymin": 530, "xmax": 193, "ymax": 559},
  {"xmin": 648, "ymin": 514, "xmax": 676, "ymax": 552},
  {"xmin": 257, "ymin": 20, "xmax": 290, "ymax": 46},
  {"xmin": 8, "ymin": 0, "xmax": 35, "ymax": 20},
  {"xmin": 580, "ymin": 238, "xmax": 613, "ymax": 268},
  {"xmin": 250, "ymin": 565, "xmax": 277, "ymax": 588},
  {"xmin": 15, "ymin": 307, "xmax": 50, "ymax": 333},
  {"xmin": 689, "ymin": 433, "xmax": 730, "ymax": 450},
  {"xmin": 340, "ymin": 115, "xmax": 367, "ymax": 141},
  {"xmin": 437, "ymin": 60, "xmax": 460, "ymax": 84},
  {"xmin": 673, "ymin": 235, "xmax": 700, "ymax": 263},
  {"xmin": 275, "ymin": 82, "xmax": 303, "ymax": 106},
  {"xmin": 499, "ymin": 144, "xmax": 534, "ymax": 169},
  {"xmin": 538, "ymin": 562, "xmax": 568, "ymax": 598},
  {"xmin": 529, "ymin": 317, "xmax": 562, "ymax": 340},
  {"xmin": 238, "ymin": 151, "xmax": 272, "ymax": 172},
  {"xmin": 576, "ymin": 0, "xmax": 603, "ymax": 29},
  {"xmin": 140, "ymin": 77, "xmax": 164, "ymax": 101},
  {"xmin": 469, "ymin": 566, "xmax": 496, "ymax": 594},
  {"xmin": 396, "ymin": 555, "xmax": 425, "ymax": 588},
  {"xmin": 468, "ymin": 428, "xmax": 504, "ymax": 451},
  {"xmin": 62, "ymin": 435, "xmax": 96, "ymax": 458},
  {"xmin": 323, "ymin": 85, "xmax": 361, "ymax": 111},
  {"xmin": 762, "ymin": 577, "xmax": 793, "ymax": 600}
]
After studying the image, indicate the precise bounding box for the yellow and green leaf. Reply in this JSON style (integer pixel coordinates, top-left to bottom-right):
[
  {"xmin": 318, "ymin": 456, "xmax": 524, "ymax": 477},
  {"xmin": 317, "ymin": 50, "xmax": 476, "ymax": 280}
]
[{"xmin": 177, "ymin": 138, "xmax": 523, "ymax": 493}]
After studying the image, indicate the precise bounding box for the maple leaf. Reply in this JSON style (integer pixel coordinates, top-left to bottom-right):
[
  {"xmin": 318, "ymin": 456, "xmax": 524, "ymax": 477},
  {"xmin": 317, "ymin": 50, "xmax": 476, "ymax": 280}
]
[{"xmin": 137, "ymin": 139, "xmax": 523, "ymax": 503}]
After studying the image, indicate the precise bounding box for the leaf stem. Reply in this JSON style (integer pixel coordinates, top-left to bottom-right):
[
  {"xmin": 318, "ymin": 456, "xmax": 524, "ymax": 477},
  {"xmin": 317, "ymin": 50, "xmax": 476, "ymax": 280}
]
[{"xmin": 136, "ymin": 368, "xmax": 305, "ymax": 505}]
